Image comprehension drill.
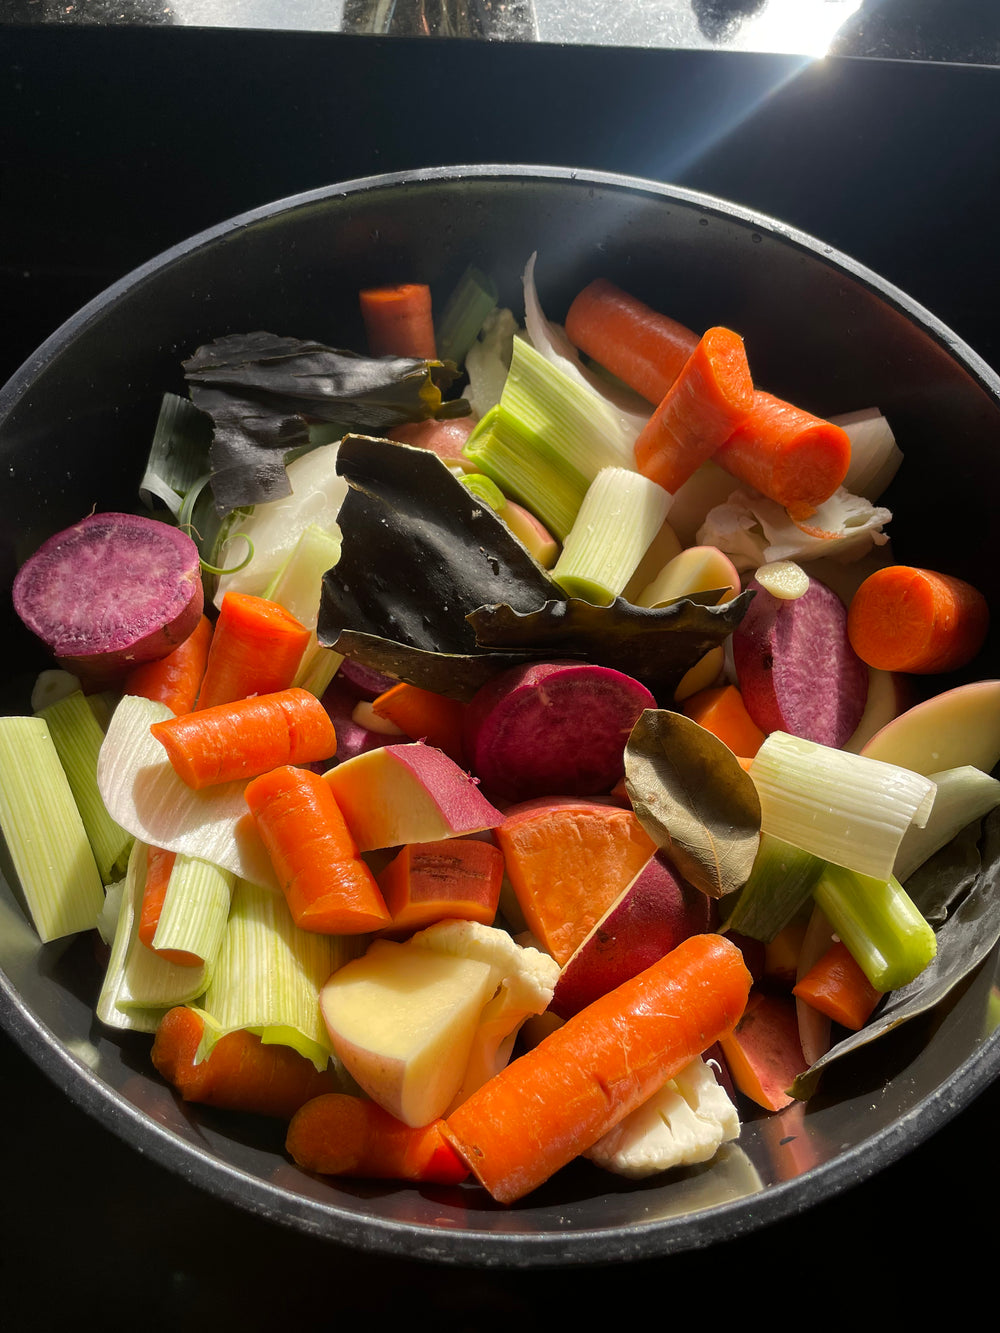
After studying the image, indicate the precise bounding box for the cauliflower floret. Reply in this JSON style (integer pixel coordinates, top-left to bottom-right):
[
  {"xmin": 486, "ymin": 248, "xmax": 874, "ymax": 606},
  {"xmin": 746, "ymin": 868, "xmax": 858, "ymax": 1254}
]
[
  {"xmin": 584, "ymin": 1056, "xmax": 740, "ymax": 1180},
  {"xmin": 411, "ymin": 919, "xmax": 560, "ymax": 1107}
]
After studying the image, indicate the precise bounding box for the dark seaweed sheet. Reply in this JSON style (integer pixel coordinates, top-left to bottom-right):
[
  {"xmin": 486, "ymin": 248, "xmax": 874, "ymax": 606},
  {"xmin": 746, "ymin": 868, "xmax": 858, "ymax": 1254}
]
[
  {"xmin": 182, "ymin": 332, "xmax": 458, "ymax": 513},
  {"xmin": 790, "ymin": 806, "xmax": 1000, "ymax": 1100}
]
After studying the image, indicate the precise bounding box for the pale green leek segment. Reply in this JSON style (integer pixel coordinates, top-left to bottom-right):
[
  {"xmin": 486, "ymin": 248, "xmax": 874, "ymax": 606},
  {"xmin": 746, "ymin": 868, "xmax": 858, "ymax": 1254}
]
[
  {"xmin": 153, "ymin": 853, "xmax": 235, "ymax": 968},
  {"xmin": 195, "ymin": 878, "xmax": 365, "ymax": 1071},
  {"xmin": 552, "ymin": 467, "xmax": 671, "ymax": 605},
  {"xmin": 812, "ymin": 862, "xmax": 936, "ymax": 992},
  {"xmin": 723, "ymin": 832, "xmax": 825, "ymax": 942},
  {"xmin": 139, "ymin": 391, "xmax": 212, "ymax": 517},
  {"xmin": 0, "ymin": 715, "xmax": 105, "ymax": 943},
  {"xmin": 894, "ymin": 766, "xmax": 1000, "ymax": 884},
  {"xmin": 263, "ymin": 522, "xmax": 345, "ymax": 694},
  {"xmin": 436, "ymin": 264, "xmax": 498, "ymax": 365},
  {"xmin": 749, "ymin": 732, "xmax": 936, "ymax": 883},
  {"xmin": 460, "ymin": 471, "xmax": 507, "ymax": 511},
  {"xmin": 37, "ymin": 689, "xmax": 134, "ymax": 884},
  {"xmin": 98, "ymin": 840, "xmax": 209, "ymax": 1031}
]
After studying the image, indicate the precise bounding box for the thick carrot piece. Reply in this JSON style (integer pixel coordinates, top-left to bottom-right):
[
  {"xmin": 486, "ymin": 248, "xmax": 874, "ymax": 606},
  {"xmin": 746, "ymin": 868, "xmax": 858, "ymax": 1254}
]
[
  {"xmin": 682, "ymin": 683, "xmax": 767, "ymax": 759},
  {"xmin": 151, "ymin": 687, "xmax": 336, "ymax": 789},
  {"xmin": 377, "ymin": 837, "xmax": 504, "ymax": 932},
  {"xmin": 287, "ymin": 1093, "xmax": 469, "ymax": 1183},
  {"xmin": 564, "ymin": 278, "xmax": 700, "ymax": 405},
  {"xmin": 718, "ymin": 990, "xmax": 808, "ymax": 1112},
  {"xmin": 370, "ymin": 681, "xmax": 467, "ymax": 764},
  {"xmin": 714, "ymin": 390, "xmax": 851, "ymax": 519},
  {"xmin": 847, "ymin": 565, "xmax": 989, "ymax": 675},
  {"xmin": 793, "ymin": 940, "xmax": 883, "ymax": 1030},
  {"xmin": 151, "ymin": 1006, "xmax": 340, "ymax": 1118},
  {"xmin": 125, "ymin": 614, "xmax": 213, "ymax": 716},
  {"xmin": 442, "ymin": 933, "xmax": 751, "ymax": 1203},
  {"xmin": 245, "ymin": 764, "xmax": 391, "ymax": 934},
  {"xmin": 359, "ymin": 283, "xmax": 437, "ymax": 360},
  {"xmin": 634, "ymin": 326, "xmax": 755, "ymax": 493},
  {"xmin": 196, "ymin": 592, "xmax": 311, "ymax": 711},
  {"xmin": 138, "ymin": 844, "xmax": 202, "ymax": 967}
]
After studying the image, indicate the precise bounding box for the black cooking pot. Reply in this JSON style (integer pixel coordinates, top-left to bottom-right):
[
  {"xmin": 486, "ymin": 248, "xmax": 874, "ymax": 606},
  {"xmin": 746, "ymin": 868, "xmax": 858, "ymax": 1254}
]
[{"xmin": 1, "ymin": 165, "xmax": 998, "ymax": 1266}]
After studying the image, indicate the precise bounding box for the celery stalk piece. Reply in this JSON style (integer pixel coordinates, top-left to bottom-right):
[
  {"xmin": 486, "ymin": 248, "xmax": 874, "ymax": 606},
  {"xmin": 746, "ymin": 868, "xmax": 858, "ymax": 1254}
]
[
  {"xmin": 813, "ymin": 862, "xmax": 937, "ymax": 992},
  {"xmin": 37, "ymin": 690, "xmax": 134, "ymax": 884},
  {"xmin": 152, "ymin": 853, "xmax": 235, "ymax": 968},
  {"xmin": 723, "ymin": 832, "xmax": 825, "ymax": 942},
  {"xmin": 139, "ymin": 391, "xmax": 212, "ymax": 517},
  {"xmin": 436, "ymin": 264, "xmax": 498, "ymax": 365},
  {"xmin": 552, "ymin": 467, "xmax": 672, "ymax": 606},
  {"xmin": 97, "ymin": 840, "xmax": 209, "ymax": 1031},
  {"xmin": 463, "ymin": 403, "xmax": 588, "ymax": 541},
  {"xmin": 0, "ymin": 715, "xmax": 105, "ymax": 943},
  {"xmin": 196, "ymin": 878, "xmax": 365, "ymax": 1071},
  {"xmin": 263, "ymin": 522, "xmax": 346, "ymax": 694},
  {"xmin": 749, "ymin": 732, "xmax": 936, "ymax": 883}
]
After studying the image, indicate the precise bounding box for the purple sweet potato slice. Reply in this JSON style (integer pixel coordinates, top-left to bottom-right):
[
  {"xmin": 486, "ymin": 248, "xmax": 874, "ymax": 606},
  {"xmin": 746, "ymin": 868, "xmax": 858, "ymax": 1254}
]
[
  {"xmin": 463, "ymin": 660, "xmax": 656, "ymax": 802},
  {"xmin": 12, "ymin": 512, "xmax": 204, "ymax": 686},
  {"xmin": 732, "ymin": 576, "xmax": 868, "ymax": 749}
]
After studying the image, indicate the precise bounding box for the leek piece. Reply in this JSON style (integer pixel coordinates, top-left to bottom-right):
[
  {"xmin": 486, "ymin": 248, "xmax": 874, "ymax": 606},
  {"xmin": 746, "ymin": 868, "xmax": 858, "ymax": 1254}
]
[
  {"xmin": 152, "ymin": 852, "xmax": 235, "ymax": 968},
  {"xmin": 552, "ymin": 467, "xmax": 671, "ymax": 606},
  {"xmin": 812, "ymin": 862, "xmax": 937, "ymax": 992},
  {"xmin": 460, "ymin": 471, "xmax": 507, "ymax": 511},
  {"xmin": 749, "ymin": 732, "xmax": 936, "ymax": 883},
  {"xmin": 263, "ymin": 522, "xmax": 345, "ymax": 694},
  {"xmin": 196, "ymin": 878, "xmax": 364, "ymax": 1070},
  {"xmin": 140, "ymin": 391, "xmax": 212, "ymax": 517},
  {"xmin": 894, "ymin": 766, "xmax": 1000, "ymax": 883},
  {"xmin": 97, "ymin": 840, "xmax": 209, "ymax": 1031},
  {"xmin": 436, "ymin": 264, "xmax": 498, "ymax": 365},
  {"xmin": 37, "ymin": 690, "xmax": 134, "ymax": 884},
  {"xmin": 723, "ymin": 832, "xmax": 825, "ymax": 942},
  {"xmin": 833, "ymin": 407, "xmax": 904, "ymax": 503},
  {"xmin": 464, "ymin": 307, "xmax": 518, "ymax": 418},
  {"xmin": 0, "ymin": 715, "xmax": 105, "ymax": 943},
  {"xmin": 464, "ymin": 403, "xmax": 587, "ymax": 541}
]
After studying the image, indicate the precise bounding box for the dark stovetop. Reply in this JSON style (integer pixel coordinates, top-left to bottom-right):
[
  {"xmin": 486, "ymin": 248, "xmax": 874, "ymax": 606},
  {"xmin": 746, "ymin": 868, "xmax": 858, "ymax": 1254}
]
[{"xmin": 3, "ymin": 22, "xmax": 1000, "ymax": 1326}]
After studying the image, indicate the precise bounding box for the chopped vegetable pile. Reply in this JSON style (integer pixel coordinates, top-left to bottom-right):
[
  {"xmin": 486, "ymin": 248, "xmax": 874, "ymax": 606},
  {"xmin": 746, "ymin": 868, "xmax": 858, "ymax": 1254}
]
[{"xmin": 3, "ymin": 257, "xmax": 1000, "ymax": 1206}]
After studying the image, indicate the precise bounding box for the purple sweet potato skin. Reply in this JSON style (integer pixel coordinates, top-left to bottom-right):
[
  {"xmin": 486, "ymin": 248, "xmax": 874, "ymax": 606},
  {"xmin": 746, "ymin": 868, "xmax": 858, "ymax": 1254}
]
[
  {"xmin": 732, "ymin": 576, "xmax": 868, "ymax": 748},
  {"xmin": 12, "ymin": 512, "xmax": 203, "ymax": 684},
  {"xmin": 463, "ymin": 660, "xmax": 656, "ymax": 802}
]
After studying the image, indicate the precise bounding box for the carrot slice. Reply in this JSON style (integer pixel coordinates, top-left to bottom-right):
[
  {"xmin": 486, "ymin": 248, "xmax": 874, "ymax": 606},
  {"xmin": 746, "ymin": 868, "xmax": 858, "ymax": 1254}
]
[
  {"xmin": 369, "ymin": 680, "xmax": 467, "ymax": 764},
  {"xmin": 714, "ymin": 389, "xmax": 851, "ymax": 519},
  {"xmin": 151, "ymin": 1005, "xmax": 339, "ymax": 1118},
  {"xmin": 245, "ymin": 764, "xmax": 391, "ymax": 934},
  {"xmin": 124, "ymin": 614, "xmax": 213, "ymax": 716},
  {"xmin": 846, "ymin": 565, "xmax": 989, "ymax": 675},
  {"xmin": 377, "ymin": 837, "xmax": 504, "ymax": 932},
  {"xmin": 494, "ymin": 797, "xmax": 658, "ymax": 965},
  {"xmin": 563, "ymin": 278, "xmax": 700, "ymax": 405},
  {"xmin": 793, "ymin": 940, "xmax": 884, "ymax": 1030},
  {"xmin": 150, "ymin": 686, "xmax": 336, "ymax": 789},
  {"xmin": 633, "ymin": 326, "xmax": 755, "ymax": 493},
  {"xmin": 137, "ymin": 844, "xmax": 202, "ymax": 967},
  {"xmin": 359, "ymin": 283, "xmax": 437, "ymax": 360},
  {"xmin": 442, "ymin": 933, "xmax": 751, "ymax": 1203},
  {"xmin": 195, "ymin": 592, "xmax": 311, "ymax": 711},
  {"xmin": 286, "ymin": 1093, "xmax": 469, "ymax": 1183},
  {"xmin": 682, "ymin": 683, "xmax": 767, "ymax": 759}
]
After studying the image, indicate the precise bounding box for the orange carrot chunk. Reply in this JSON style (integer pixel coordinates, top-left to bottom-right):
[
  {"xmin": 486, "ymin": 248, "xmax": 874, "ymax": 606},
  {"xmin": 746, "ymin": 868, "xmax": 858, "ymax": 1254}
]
[
  {"xmin": 195, "ymin": 592, "xmax": 311, "ymax": 711},
  {"xmin": 151, "ymin": 1006, "xmax": 340, "ymax": 1118},
  {"xmin": 563, "ymin": 278, "xmax": 700, "ymax": 406},
  {"xmin": 634, "ymin": 326, "xmax": 755, "ymax": 493},
  {"xmin": 359, "ymin": 283, "xmax": 437, "ymax": 360},
  {"xmin": 846, "ymin": 565, "xmax": 990, "ymax": 675},
  {"xmin": 150, "ymin": 686, "xmax": 337, "ymax": 789},
  {"xmin": 792, "ymin": 940, "xmax": 883, "ymax": 1031},
  {"xmin": 714, "ymin": 389, "xmax": 851, "ymax": 519},
  {"xmin": 377, "ymin": 837, "xmax": 504, "ymax": 932},
  {"xmin": 718, "ymin": 990, "xmax": 808, "ymax": 1112},
  {"xmin": 245, "ymin": 764, "xmax": 391, "ymax": 934},
  {"xmin": 369, "ymin": 681, "xmax": 467, "ymax": 764},
  {"xmin": 286, "ymin": 1093, "xmax": 470, "ymax": 1183},
  {"xmin": 137, "ymin": 844, "xmax": 203, "ymax": 967},
  {"xmin": 682, "ymin": 683, "xmax": 767, "ymax": 759},
  {"xmin": 442, "ymin": 933, "xmax": 752, "ymax": 1203},
  {"xmin": 125, "ymin": 614, "xmax": 213, "ymax": 716}
]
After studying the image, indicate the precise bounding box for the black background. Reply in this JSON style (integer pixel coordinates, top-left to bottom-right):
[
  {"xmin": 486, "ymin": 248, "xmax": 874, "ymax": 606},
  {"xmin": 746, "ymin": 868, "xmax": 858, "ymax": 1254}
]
[{"xmin": 3, "ymin": 22, "xmax": 1000, "ymax": 1327}]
